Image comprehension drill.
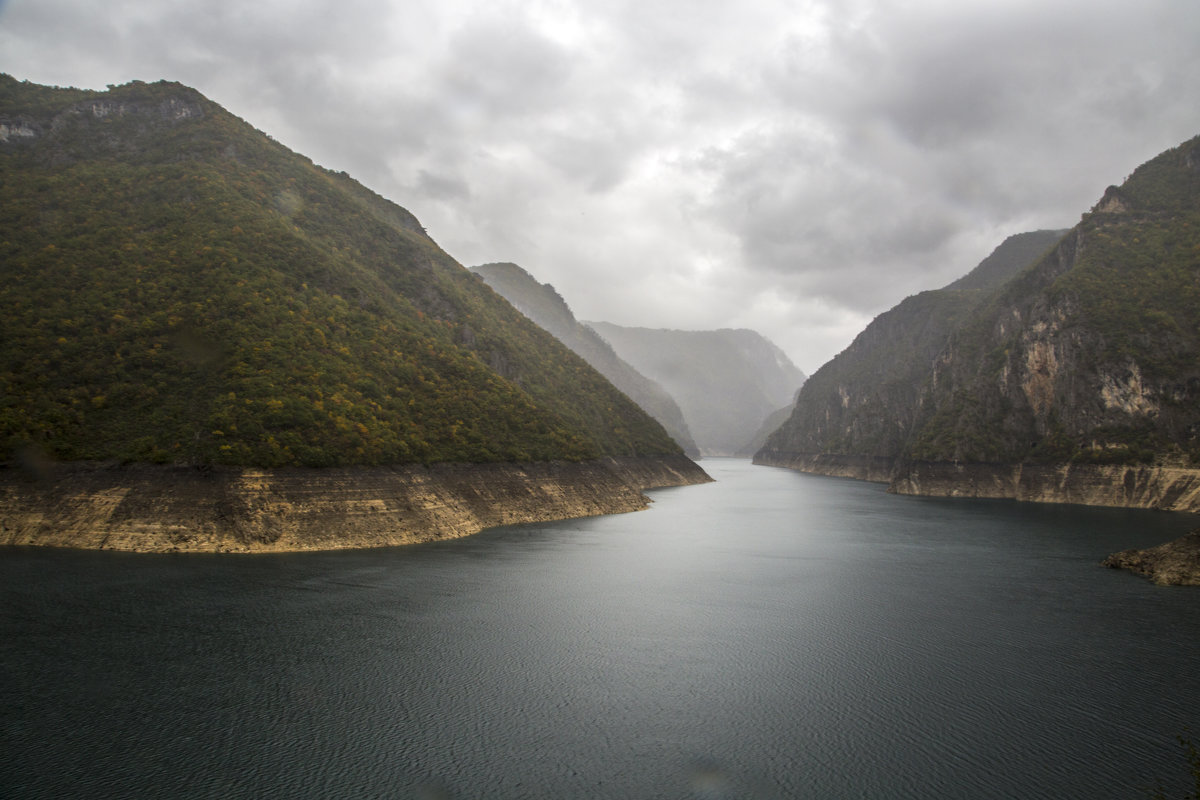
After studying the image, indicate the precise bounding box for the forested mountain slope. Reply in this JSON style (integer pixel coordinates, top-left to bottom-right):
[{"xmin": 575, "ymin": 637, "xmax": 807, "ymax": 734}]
[
  {"xmin": 757, "ymin": 136, "xmax": 1200, "ymax": 512},
  {"xmin": 756, "ymin": 231, "xmax": 1065, "ymax": 472},
  {"xmin": 0, "ymin": 76, "xmax": 684, "ymax": 468},
  {"xmin": 471, "ymin": 262, "xmax": 699, "ymax": 457}
]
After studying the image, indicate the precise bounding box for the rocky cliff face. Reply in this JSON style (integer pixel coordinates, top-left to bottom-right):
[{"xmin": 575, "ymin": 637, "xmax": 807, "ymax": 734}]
[
  {"xmin": 0, "ymin": 455, "xmax": 711, "ymax": 553},
  {"xmin": 890, "ymin": 461, "xmax": 1200, "ymax": 512},
  {"xmin": 0, "ymin": 80, "xmax": 207, "ymax": 165},
  {"xmin": 757, "ymin": 231, "xmax": 1065, "ymax": 466},
  {"xmin": 757, "ymin": 134, "xmax": 1200, "ymax": 515},
  {"xmin": 912, "ymin": 140, "xmax": 1200, "ymax": 471}
]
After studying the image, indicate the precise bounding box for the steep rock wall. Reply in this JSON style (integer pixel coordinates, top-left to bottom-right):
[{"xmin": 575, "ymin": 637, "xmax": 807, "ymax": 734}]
[
  {"xmin": 755, "ymin": 452, "xmax": 1200, "ymax": 513},
  {"xmin": 0, "ymin": 455, "xmax": 711, "ymax": 553},
  {"xmin": 891, "ymin": 461, "xmax": 1200, "ymax": 512},
  {"xmin": 757, "ymin": 232, "xmax": 1067, "ymax": 469}
]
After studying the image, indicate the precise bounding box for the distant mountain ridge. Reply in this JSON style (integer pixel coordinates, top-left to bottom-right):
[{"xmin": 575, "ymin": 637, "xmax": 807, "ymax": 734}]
[
  {"xmin": 470, "ymin": 262, "xmax": 700, "ymax": 457},
  {"xmin": 757, "ymin": 134, "xmax": 1200, "ymax": 513},
  {"xmin": 587, "ymin": 323, "xmax": 807, "ymax": 457}
]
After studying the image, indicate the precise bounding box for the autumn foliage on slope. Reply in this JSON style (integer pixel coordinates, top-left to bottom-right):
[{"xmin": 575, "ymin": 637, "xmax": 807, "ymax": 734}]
[{"xmin": 0, "ymin": 76, "xmax": 681, "ymax": 466}]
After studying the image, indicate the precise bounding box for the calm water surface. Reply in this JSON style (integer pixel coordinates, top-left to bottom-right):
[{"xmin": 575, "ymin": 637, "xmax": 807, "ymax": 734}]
[{"xmin": 2, "ymin": 459, "xmax": 1198, "ymax": 799}]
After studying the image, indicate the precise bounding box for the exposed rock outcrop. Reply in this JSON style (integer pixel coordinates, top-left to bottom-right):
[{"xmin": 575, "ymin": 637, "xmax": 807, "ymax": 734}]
[
  {"xmin": 1, "ymin": 80, "xmax": 207, "ymax": 165},
  {"xmin": 890, "ymin": 461, "xmax": 1200, "ymax": 512},
  {"xmin": 755, "ymin": 452, "xmax": 1200, "ymax": 512},
  {"xmin": 1103, "ymin": 530, "xmax": 1200, "ymax": 585},
  {"xmin": 0, "ymin": 455, "xmax": 712, "ymax": 553}
]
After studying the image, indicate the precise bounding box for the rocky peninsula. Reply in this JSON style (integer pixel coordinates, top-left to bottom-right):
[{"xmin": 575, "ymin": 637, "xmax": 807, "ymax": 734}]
[{"xmin": 1102, "ymin": 530, "xmax": 1200, "ymax": 586}]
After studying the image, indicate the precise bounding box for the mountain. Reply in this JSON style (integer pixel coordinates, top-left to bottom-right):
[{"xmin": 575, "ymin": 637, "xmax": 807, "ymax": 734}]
[
  {"xmin": 470, "ymin": 262, "xmax": 700, "ymax": 457},
  {"xmin": 757, "ymin": 135, "xmax": 1200, "ymax": 513},
  {"xmin": 755, "ymin": 231, "xmax": 1066, "ymax": 477},
  {"xmin": 0, "ymin": 76, "xmax": 709, "ymax": 550},
  {"xmin": 941, "ymin": 229, "xmax": 1069, "ymax": 292},
  {"xmin": 740, "ymin": 388, "xmax": 804, "ymax": 458},
  {"xmin": 586, "ymin": 323, "xmax": 807, "ymax": 456},
  {"xmin": 0, "ymin": 75, "xmax": 687, "ymax": 466}
]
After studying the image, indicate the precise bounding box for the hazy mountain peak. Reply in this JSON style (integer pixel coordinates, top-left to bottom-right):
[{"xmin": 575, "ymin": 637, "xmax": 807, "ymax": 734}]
[
  {"xmin": 471, "ymin": 262, "xmax": 700, "ymax": 457},
  {"xmin": 586, "ymin": 322, "xmax": 807, "ymax": 457}
]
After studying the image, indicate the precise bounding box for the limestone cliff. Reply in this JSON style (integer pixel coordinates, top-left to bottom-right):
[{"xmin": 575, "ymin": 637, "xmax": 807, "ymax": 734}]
[
  {"xmin": 890, "ymin": 461, "xmax": 1200, "ymax": 512},
  {"xmin": 0, "ymin": 455, "xmax": 711, "ymax": 553},
  {"xmin": 756, "ymin": 231, "xmax": 1066, "ymax": 470}
]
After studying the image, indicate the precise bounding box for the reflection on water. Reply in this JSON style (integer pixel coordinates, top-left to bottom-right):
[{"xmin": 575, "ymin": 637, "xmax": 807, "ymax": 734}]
[{"xmin": 2, "ymin": 459, "xmax": 1197, "ymax": 799}]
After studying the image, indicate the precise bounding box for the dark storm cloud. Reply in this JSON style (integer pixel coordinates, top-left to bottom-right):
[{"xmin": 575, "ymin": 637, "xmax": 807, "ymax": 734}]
[{"xmin": 2, "ymin": 0, "xmax": 1199, "ymax": 372}]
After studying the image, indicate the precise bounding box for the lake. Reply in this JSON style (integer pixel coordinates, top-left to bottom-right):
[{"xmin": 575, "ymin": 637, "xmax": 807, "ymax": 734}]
[{"xmin": 2, "ymin": 459, "xmax": 1198, "ymax": 798}]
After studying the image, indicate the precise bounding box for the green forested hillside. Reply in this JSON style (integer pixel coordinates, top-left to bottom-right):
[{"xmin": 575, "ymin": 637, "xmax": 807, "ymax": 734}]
[
  {"xmin": 757, "ymin": 231, "xmax": 1064, "ymax": 461},
  {"xmin": 759, "ymin": 135, "xmax": 1200, "ymax": 471},
  {"xmin": 908, "ymin": 137, "xmax": 1200, "ymax": 466},
  {"xmin": 0, "ymin": 76, "xmax": 681, "ymax": 466}
]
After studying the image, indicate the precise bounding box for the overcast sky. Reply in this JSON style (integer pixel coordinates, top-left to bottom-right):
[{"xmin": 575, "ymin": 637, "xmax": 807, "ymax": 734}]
[{"xmin": 4, "ymin": 0, "xmax": 1200, "ymax": 373}]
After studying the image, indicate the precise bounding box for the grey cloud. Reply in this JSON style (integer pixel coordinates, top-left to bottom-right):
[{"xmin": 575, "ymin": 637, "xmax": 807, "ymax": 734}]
[
  {"xmin": 695, "ymin": 0, "xmax": 1200, "ymax": 322},
  {"xmin": 3, "ymin": 0, "xmax": 1200, "ymax": 373},
  {"xmin": 540, "ymin": 132, "xmax": 632, "ymax": 193},
  {"xmin": 416, "ymin": 169, "xmax": 471, "ymax": 202},
  {"xmin": 438, "ymin": 16, "xmax": 575, "ymax": 119}
]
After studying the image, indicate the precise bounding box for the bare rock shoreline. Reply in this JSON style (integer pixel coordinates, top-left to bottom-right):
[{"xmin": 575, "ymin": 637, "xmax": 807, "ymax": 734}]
[
  {"xmin": 1102, "ymin": 530, "xmax": 1200, "ymax": 586},
  {"xmin": 0, "ymin": 455, "xmax": 712, "ymax": 553},
  {"xmin": 754, "ymin": 453, "xmax": 1200, "ymax": 513}
]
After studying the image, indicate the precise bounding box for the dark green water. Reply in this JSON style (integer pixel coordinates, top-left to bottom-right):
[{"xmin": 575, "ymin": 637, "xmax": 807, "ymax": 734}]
[{"xmin": 2, "ymin": 459, "xmax": 1198, "ymax": 799}]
